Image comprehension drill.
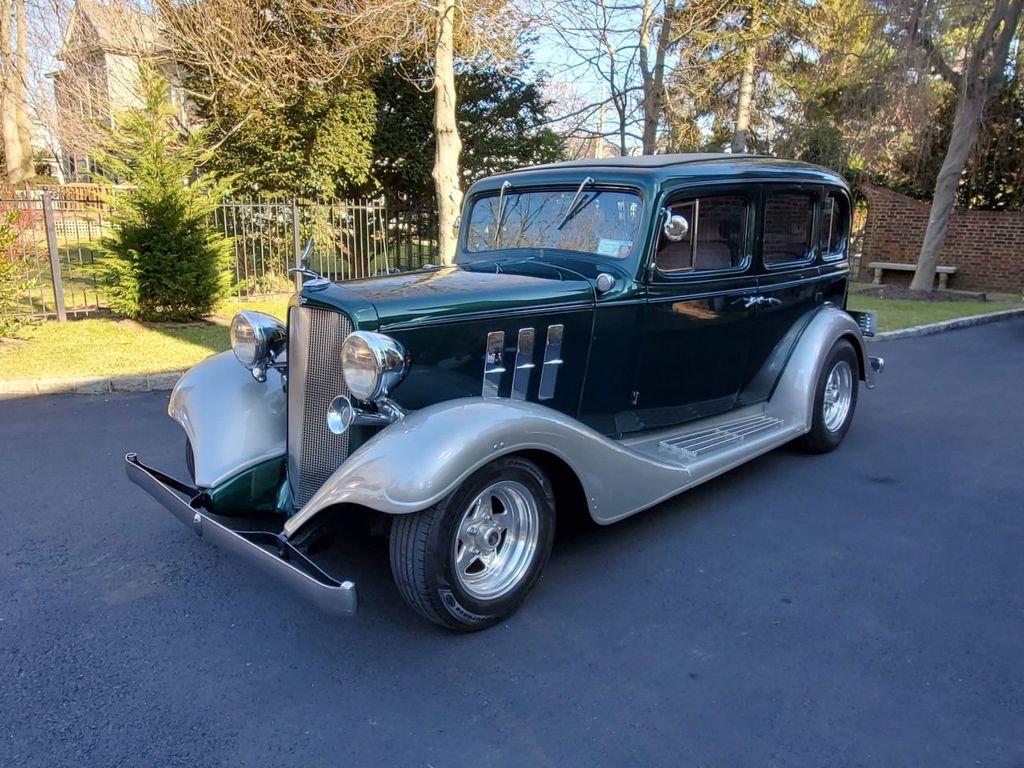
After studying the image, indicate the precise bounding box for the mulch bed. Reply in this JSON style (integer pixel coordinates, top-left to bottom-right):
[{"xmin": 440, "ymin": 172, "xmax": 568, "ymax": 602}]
[{"xmin": 852, "ymin": 285, "xmax": 988, "ymax": 302}]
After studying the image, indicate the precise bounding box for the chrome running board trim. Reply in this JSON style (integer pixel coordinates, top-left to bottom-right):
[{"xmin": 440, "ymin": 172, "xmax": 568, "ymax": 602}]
[{"xmin": 659, "ymin": 414, "xmax": 785, "ymax": 459}]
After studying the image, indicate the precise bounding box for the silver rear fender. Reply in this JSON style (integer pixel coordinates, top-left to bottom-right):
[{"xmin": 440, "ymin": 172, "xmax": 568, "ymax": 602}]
[{"xmin": 767, "ymin": 305, "xmax": 875, "ymax": 432}]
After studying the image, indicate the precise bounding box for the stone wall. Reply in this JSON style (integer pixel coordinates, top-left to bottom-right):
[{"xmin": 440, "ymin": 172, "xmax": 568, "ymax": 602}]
[{"xmin": 860, "ymin": 184, "xmax": 1024, "ymax": 293}]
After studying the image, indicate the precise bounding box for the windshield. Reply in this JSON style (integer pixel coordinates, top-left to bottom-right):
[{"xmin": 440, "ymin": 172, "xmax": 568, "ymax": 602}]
[{"xmin": 464, "ymin": 187, "xmax": 644, "ymax": 258}]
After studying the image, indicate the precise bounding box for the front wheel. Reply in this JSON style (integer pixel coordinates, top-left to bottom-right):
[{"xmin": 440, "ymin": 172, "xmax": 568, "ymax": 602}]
[
  {"xmin": 389, "ymin": 456, "xmax": 556, "ymax": 631},
  {"xmin": 798, "ymin": 339, "xmax": 859, "ymax": 454}
]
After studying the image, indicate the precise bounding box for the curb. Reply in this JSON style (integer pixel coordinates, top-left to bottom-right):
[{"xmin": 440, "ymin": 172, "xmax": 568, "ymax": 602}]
[
  {"xmin": 0, "ymin": 371, "xmax": 183, "ymax": 396},
  {"xmin": 869, "ymin": 306, "xmax": 1024, "ymax": 341}
]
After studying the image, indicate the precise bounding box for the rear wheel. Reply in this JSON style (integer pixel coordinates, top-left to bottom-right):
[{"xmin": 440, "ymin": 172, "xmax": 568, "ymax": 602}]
[
  {"xmin": 799, "ymin": 339, "xmax": 859, "ymax": 454},
  {"xmin": 389, "ymin": 456, "xmax": 556, "ymax": 631}
]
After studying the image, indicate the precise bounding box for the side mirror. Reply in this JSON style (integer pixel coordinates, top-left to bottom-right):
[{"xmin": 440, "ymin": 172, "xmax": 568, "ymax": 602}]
[
  {"xmin": 452, "ymin": 216, "xmax": 461, "ymax": 232},
  {"xmin": 663, "ymin": 214, "xmax": 689, "ymax": 242}
]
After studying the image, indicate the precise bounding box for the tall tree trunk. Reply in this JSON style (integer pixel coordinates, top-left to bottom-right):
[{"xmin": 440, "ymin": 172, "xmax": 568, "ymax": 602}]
[
  {"xmin": 432, "ymin": 0, "xmax": 463, "ymax": 265},
  {"xmin": 640, "ymin": 0, "xmax": 673, "ymax": 154},
  {"xmin": 0, "ymin": 0, "xmax": 27, "ymax": 184},
  {"xmin": 909, "ymin": 0, "xmax": 1024, "ymax": 292},
  {"xmin": 908, "ymin": 87, "xmax": 984, "ymax": 291},
  {"xmin": 730, "ymin": 44, "xmax": 756, "ymax": 154},
  {"xmin": 14, "ymin": 0, "xmax": 32, "ymax": 178}
]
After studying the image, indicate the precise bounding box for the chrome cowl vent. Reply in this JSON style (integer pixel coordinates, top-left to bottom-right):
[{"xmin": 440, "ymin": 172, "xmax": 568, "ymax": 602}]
[{"xmin": 287, "ymin": 305, "xmax": 354, "ymax": 507}]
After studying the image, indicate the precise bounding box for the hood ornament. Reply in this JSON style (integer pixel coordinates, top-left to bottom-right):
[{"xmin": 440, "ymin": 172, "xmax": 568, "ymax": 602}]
[{"xmin": 289, "ymin": 237, "xmax": 330, "ymax": 288}]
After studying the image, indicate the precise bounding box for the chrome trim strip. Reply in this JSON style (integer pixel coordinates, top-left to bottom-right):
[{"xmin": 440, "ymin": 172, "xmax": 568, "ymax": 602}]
[
  {"xmin": 538, "ymin": 324, "xmax": 564, "ymax": 401},
  {"xmin": 511, "ymin": 328, "xmax": 535, "ymax": 401},
  {"xmin": 379, "ymin": 302, "xmax": 594, "ymax": 332},
  {"xmin": 482, "ymin": 331, "xmax": 506, "ymax": 398},
  {"xmin": 125, "ymin": 453, "xmax": 357, "ymax": 616}
]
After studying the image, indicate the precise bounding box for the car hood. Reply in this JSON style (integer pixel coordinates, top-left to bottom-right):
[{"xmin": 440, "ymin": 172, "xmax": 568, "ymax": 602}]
[{"xmin": 309, "ymin": 261, "xmax": 597, "ymax": 330}]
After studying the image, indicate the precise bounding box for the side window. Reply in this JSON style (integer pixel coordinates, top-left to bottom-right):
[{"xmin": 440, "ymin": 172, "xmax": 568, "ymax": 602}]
[
  {"xmin": 763, "ymin": 192, "xmax": 815, "ymax": 266},
  {"xmin": 818, "ymin": 192, "xmax": 848, "ymax": 259},
  {"xmin": 656, "ymin": 195, "xmax": 748, "ymax": 274}
]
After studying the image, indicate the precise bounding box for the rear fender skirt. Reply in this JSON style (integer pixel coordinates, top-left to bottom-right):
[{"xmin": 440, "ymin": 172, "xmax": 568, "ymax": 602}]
[
  {"xmin": 283, "ymin": 398, "xmax": 692, "ymax": 537},
  {"xmin": 169, "ymin": 351, "xmax": 286, "ymax": 488},
  {"xmin": 765, "ymin": 305, "xmax": 874, "ymax": 432}
]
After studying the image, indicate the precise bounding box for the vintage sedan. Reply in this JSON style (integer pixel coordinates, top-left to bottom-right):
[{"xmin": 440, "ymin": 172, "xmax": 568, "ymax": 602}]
[{"xmin": 126, "ymin": 153, "xmax": 883, "ymax": 631}]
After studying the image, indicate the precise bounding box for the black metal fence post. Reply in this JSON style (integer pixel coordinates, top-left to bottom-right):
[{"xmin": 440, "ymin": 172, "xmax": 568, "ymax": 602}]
[
  {"xmin": 41, "ymin": 192, "xmax": 67, "ymax": 322},
  {"xmin": 291, "ymin": 197, "xmax": 302, "ymax": 292}
]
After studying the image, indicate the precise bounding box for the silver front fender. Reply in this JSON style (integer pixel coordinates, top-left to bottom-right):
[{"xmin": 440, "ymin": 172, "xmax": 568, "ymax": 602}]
[
  {"xmin": 169, "ymin": 351, "xmax": 286, "ymax": 488},
  {"xmin": 283, "ymin": 398, "xmax": 692, "ymax": 538}
]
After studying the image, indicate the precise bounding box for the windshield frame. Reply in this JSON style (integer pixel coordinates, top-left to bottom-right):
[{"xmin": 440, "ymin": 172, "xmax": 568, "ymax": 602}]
[{"xmin": 457, "ymin": 182, "xmax": 648, "ymax": 264}]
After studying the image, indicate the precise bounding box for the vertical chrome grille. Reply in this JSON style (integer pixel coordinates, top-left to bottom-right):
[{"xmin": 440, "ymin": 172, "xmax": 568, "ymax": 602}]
[{"xmin": 288, "ymin": 305, "xmax": 353, "ymax": 507}]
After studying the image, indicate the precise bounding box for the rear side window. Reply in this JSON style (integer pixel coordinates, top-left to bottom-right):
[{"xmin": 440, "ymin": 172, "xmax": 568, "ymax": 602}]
[
  {"xmin": 819, "ymin": 192, "xmax": 848, "ymax": 258},
  {"xmin": 763, "ymin": 192, "xmax": 814, "ymax": 266},
  {"xmin": 656, "ymin": 195, "xmax": 748, "ymax": 274}
]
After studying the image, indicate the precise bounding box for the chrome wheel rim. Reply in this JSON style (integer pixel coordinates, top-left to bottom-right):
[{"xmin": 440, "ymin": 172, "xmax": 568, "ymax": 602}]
[
  {"xmin": 453, "ymin": 480, "xmax": 540, "ymax": 601},
  {"xmin": 822, "ymin": 360, "xmax": 853, "ymax": 432}
]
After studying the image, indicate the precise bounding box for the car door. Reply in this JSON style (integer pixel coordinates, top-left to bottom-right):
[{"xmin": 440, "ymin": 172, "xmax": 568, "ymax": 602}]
[
  {"xmin": 625, "ymin": 187, "xmax": 758, "ymax": 434},
  {"xmin": 742, "ymin": 184, "xmax": 827, "ymax": 404}
]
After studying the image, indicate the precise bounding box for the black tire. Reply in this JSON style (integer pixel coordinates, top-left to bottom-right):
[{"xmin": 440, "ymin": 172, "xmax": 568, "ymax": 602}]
[
  {"xmin": 389, "ymin": 456, "xmax": 556, "ymax": 632},
  {"xmin": 798, "ymin": 339, "xmax": 859, "ymax": 454}
]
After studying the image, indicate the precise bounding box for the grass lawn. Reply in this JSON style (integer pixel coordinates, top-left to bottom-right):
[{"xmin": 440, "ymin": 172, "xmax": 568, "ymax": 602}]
[
  {"xmin": 1, "ymin": 289, "xmax": 1021, "ymax": 381},
  {"xmin": 0, "ymin": 297, "xmax": 289, "ymax": 380},
  {"xmin": 846, "ymin": 293, "xmax": 1021, "ymax": 333}
]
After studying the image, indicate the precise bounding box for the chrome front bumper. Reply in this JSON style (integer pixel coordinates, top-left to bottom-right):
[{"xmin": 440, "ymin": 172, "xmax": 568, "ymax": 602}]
[{"xmin": 124, "ymin": 453, "xmax": 357, "ymax": 616}]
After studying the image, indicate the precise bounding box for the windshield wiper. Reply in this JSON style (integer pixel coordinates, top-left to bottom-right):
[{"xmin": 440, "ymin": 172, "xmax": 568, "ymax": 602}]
[
  {"xmin": 556, "ymin": 176, "xmax": 595, "ymax": 231},
  {"xmin": 491, "ymin": 180, "xmax": 513, "ymax": 248}
]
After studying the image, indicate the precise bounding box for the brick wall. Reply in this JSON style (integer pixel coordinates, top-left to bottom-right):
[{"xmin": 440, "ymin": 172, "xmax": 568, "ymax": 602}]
[{"xmin": 860, "ymin": 184, "xmax": 1024, "ymax": 293}]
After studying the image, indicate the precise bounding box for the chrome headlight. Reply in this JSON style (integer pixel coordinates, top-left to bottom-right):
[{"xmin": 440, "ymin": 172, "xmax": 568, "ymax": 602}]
[
  {"xmin": 341, "ymin": 331, "xmax": 409, "ymax": 402},
  {"xmin": 230, "ymin": 311, "xmax": 286, "ymax": 371}
]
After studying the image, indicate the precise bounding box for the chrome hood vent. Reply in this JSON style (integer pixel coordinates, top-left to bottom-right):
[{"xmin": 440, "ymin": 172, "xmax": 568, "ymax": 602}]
[{"xmin": 287, "ymin": 305, "xmax": 353, "ymax": 507}]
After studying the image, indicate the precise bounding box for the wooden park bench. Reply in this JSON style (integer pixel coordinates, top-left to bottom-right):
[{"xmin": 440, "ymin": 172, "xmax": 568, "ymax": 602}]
[{"xmin": 868, "ymin": 261, "xmax": 959, "ymax": 290}]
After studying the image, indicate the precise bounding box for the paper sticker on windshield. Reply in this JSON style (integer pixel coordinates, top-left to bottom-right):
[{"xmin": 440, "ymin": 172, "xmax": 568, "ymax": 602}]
[{"xmin": 597, "ymin": 239, "xmax": 632, "ymax": 257}]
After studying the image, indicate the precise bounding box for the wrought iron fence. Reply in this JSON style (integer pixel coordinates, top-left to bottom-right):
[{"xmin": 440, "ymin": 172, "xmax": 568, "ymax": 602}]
[
  {"xmin": 0, "ymin": 190, "xmax": 112, "ymax": 321},
  {"xmin": 0, "ymin": 190, "xmax": 439, "ymax": 322}
]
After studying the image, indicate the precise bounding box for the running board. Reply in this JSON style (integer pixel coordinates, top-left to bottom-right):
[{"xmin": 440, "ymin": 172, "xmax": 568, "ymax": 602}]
[
  {"xmin": 606, "ymin": 406, "xmax": 804, "ymax": 521},
  {"xmin": 658, "ymin": 414, "xmax": 785, "ymax": 460}
]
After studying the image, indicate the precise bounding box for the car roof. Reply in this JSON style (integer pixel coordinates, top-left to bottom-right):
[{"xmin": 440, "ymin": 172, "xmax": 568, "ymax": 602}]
[{"xmin": 476, "ymin": 153, "xmax": 848, "ymax": 194}]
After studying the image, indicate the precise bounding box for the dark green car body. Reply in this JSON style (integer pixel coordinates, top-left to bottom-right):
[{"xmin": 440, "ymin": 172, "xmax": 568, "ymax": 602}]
[{"xmin": 297, "ymin": 153, "xmax": 853, "ymax": 444}]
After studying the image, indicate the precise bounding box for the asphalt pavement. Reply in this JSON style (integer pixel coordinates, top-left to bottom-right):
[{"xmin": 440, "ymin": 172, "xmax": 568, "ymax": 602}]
[{"xmin": 2, "ymin": 318, "xmax": 1023, "ymax": 767}]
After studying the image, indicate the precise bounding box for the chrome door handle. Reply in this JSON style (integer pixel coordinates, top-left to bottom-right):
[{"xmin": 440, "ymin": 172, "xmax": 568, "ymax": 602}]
[{"xmin": 734, "ymin": 295, "xmax": 783, "ymax": 308}]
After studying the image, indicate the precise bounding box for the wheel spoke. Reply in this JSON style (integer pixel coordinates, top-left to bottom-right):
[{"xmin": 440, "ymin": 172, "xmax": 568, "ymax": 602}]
[
  {"xmin": 455, "ymin": 541, "xmax": 479, "ymax": 575},
  {"xmin": 468, "ymin": 495, "xmax": 489, "ymax": 521}
]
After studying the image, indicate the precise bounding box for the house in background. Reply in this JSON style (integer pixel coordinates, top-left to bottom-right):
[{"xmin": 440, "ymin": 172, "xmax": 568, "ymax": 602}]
[{"xmin": 52, "ymin": 0, "xmax": 185, "ymax": 181}]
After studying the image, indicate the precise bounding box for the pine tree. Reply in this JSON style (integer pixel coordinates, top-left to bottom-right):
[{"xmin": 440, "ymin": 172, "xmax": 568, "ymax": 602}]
[{"xmin": 99, "ymin": 70, "xmax": 233, "ymax": 321}]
